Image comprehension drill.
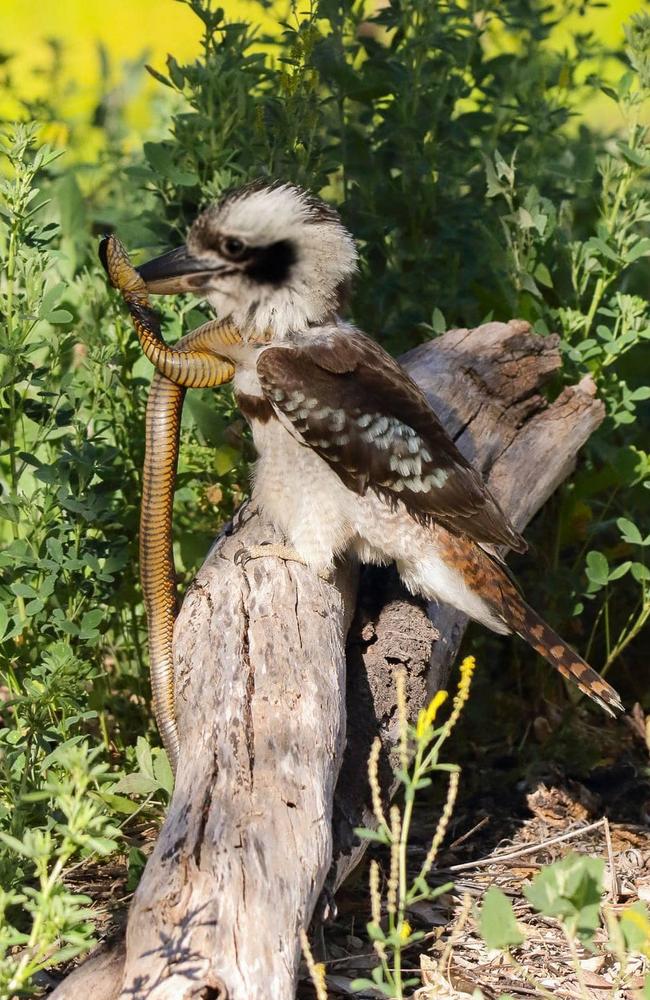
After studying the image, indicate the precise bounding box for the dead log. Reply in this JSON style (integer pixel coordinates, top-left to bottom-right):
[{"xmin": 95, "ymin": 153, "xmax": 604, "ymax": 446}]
[{"xmin": 49, "ymin": 321, "xmax": 604, "ymax": 1000}]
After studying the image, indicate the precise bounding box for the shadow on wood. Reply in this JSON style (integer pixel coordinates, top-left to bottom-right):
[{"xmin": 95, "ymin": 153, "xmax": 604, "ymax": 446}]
[{"xmin": 49, "ymin": 321, "xmax": 604, "ymax": 1000}]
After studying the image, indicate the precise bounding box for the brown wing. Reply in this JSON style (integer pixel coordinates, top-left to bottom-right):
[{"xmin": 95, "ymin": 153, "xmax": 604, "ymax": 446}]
[{"xmin": 256, "ymin": 328, "xmax": 526, "ymax": 552}]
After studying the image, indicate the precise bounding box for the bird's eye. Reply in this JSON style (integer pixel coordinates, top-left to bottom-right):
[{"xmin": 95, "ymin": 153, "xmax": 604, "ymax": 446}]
[{"xmin": 221, "ymin": 236, "xmax": 247, "ymax": 261}]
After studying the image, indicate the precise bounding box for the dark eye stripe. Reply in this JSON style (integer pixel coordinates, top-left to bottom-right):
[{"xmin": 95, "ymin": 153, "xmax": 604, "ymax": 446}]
[{"xmin": 246, "ymin": 239, "xmax": 296, "ymax": 286}]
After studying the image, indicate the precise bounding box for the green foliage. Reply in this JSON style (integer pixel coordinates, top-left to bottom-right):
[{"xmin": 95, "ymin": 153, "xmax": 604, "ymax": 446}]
[
  {"xmin": 111, "ymin": 736, "xmax": 173, "ymax": 799},
  {"xmin": 479, "ymin": 853, "xmax": 650, "ymax": 1000},
  {"xmin": 0, "ymin": 745, "xmax": 120, "ymax": 997},
  {"xmin": 350, "ymin": 659, "xmax": 474, "ymax": 998},
  {"xmin": 524, "ymin": 853, "xmax": 604, "ymax": 945},
  {"xmin": 479, "ymin": 887, "xmax": 524, "ymax": 950},
  {"xmin": 0, "ymin": 0, "xmax": 648, "ymax": 993}
]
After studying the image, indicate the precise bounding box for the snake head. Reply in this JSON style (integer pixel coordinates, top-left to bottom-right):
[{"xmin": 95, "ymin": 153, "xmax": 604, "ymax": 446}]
[{"xmin": 99, "ymin": 234, "xmax": 149, "ymax": 302}]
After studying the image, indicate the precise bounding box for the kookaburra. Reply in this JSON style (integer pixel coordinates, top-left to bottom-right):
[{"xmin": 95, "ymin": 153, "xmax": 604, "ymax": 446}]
[{"xmin": 137, "ymin": 180, "xmax": 622, "ymax": 715}]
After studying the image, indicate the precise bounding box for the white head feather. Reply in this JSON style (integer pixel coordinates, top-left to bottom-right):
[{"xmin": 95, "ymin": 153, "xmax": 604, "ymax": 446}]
[{"xmin": 186, "ymin": 181, "xmax": 358, "ymax": 339}]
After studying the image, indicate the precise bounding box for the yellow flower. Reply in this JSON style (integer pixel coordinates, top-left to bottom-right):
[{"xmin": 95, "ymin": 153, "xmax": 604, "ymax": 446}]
[
  {"xmin": 313, "ymin": 963, "xmax": 327, "ymax": 984},
  {"xmin": 460, "ymin": 654, "xmax": 476, "ymax": 681},
  {"xmin": 400, "ymin": 920, "xmax": 412, "ymax": 941},
  {"xmin": 444, "ymin": 655, "xmax": 477, "ymax": 735},
  {"xmin": 621, "ymin": 906, "xmax": 650, "ymax": 956},
  {"xmin": 416, "ymin": 690, "xmax": 448, "ymax": 739},
  {"xmin": 38, "ymin": 121, "xmax": 69, "ymax": 148},
  {"xmin": 455, "ymin": 655, "xmax": 476, "ymax": 707}
]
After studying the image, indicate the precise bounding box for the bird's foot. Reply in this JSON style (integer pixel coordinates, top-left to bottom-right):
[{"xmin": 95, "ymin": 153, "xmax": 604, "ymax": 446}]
[{"xmin": 233, "ymin": 542, "xmax": 333, "ymax": 581}]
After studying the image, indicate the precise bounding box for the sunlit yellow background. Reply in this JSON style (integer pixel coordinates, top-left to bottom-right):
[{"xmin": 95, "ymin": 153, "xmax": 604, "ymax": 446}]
[
  {"xmin": 0, "ymin": 1, "xmax": 277, "ymax": 144},
  {"xmin": 0, "ymin": 0, "xmax": 646, "ymax": 143},
  {"xmin": 0, "ymin": 1, "xmax": 275, "ymax": 94}
]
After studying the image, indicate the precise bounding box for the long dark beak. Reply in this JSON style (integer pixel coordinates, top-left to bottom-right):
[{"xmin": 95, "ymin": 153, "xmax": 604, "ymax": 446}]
[{"xmin": 136, "ymin": 245, "xmax": 219, "ymax": 294}]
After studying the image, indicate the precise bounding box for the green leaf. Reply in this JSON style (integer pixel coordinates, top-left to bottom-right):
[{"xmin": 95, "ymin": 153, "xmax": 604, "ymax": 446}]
[
  {"xmin": 153, "ymin": 750, "xmax": 174, "ymax": 795},
  {"xmin": 349, "ymin": 978, "xmax": 388, "ymax": 994},
  {"xmin": 585, "ymin": 237, "xmax": 619, "ymax": 263},
  {"xmin": 38, "ymin": 282, "xmax": 66, "ymax": 320},
  {"xmin": 534, "ymin": 262, "xmax": 553, "ymax": 288},
  {"xmin": 371, "ymin": 966, "xmax": 391, "ymax": 991},
  {"xmin": 354, "ymin": 826, "xmax": 389, "ymax": 844},
  {"xmin": 479, "ymin": 887, "xmax": 524, "ymax": 949},
  {"xmin": 623, "ymin": 238, "xmax": 650, "ymax": 264},
  {"xmin": 618, "ymin": 142, "xmax": 650, "ymax": 168},
  {"xmin": 47, "ymin": 309, "xmax": 74, "ymax": 325},
  {"xmin": 185, "ymin": 394, "xmax": 230, "ymax": 448},
  {"xmin": 617, "ymin": 517, "xmax": 643, "ymax": 544},
  {"xmin": 145, "ymin": 64, "xmax": 173, "ymax": 88},
  {"xmin": 607, "ymin": 561, "xmax": 631, "ymax": 581},
  {"xmin": 484, "ymin": 154, "xmax": 505, "ymax": 198},
  {"xmin": 628, "ymin": 387, "xmax": 650, "ymax": 401},
  {"xmin": 81, "ymin": 609, "xmax": 104, "ymax": 630},
  {"xmin": 0, "ymin": 832, "xmax": 33, "ymax": 858},
  {"xmin": 524, "ymin": 854, "xmax": 604, "ymax": 944},
  {"xmin": 110, "ymin": 773, "xmax": 160, "ymax": 797},
  {"xmin": 100, "ymin": 792, "xmax": 140, "ymax": 816},
  {"xmin": 166, "ymin": 55, "xmax": 186, "ymax": 89},
  {"xmin": 86, "ymin": 836, "xmax": 120, "ymax": 856},
  {"xmin": 0, "ymin": 605, "xmax": 9, "ymax": 641},
  {"xmin": 585, "ymin": 550, "xmax": 609, "ymax": 587},
  {"xmin": 135, "ymin": 736, "xmax": 155, "ymax": 779},
  {"xmin": 367, "ymin": 922, "xmax": 386, "ymax": 942},
  {"xmin": 431, "ymin": 307, "xmax": 446, "ymax": 335}
]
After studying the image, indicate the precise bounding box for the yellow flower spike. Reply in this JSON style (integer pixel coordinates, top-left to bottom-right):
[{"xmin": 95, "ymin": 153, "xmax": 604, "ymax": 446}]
[
  {"xmin": 313, "ymin": 963, "xmax": 327, "ymax": 987},
  {"xmin": 458, "ymin": 655, "xmax": 477, "ymax": 697},
  {"xmin": 415, "ymin": 690, "xmax": 448, "ymax": 739},
  {"xmin": 444, "ymin": 655, "xmax": 477, "ymax": 735},
  {"xmin": 300, "ymin": 929, "xmax": 329, "ymax": 1000},
  {"xmin": 368, "ymin": 736, "xmax": 386, "ymax": 829},
  {"xmin": 400, "ymin": 920, "xmax": 412, "ymax": 941}
]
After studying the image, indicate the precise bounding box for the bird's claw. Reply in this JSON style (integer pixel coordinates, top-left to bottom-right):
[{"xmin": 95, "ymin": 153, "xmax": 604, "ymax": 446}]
[
  {"xmin": 232, "ymin": 543, "xmax": 333, "ymax": 582},
  {"xmin": 233, "ymin": 546, "xmax": 253, "ymax": 568},
  {"xmin": 233, "ymin": 540, "xmax": 277, "ymax": 569}
]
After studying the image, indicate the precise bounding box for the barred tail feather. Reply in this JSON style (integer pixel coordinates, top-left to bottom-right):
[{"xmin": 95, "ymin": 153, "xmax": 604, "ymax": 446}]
[{"xmin": 507, "ymin": 599, "xmax": 623, "ymax": 717}]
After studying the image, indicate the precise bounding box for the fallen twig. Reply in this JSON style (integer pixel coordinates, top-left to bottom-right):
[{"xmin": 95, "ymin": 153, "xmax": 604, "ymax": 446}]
[{"xmin": 439, "ymin": 818, "xmax": 607, "ymax": 873}]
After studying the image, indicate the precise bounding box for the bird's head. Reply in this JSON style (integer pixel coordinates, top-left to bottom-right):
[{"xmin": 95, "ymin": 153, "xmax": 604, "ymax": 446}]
[{"xmin": 137, "ymin": 181, "xmax": 358, "ymax": 338}]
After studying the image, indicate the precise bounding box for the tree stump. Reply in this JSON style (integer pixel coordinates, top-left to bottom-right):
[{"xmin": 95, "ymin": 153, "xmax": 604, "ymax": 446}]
[{"xmin": 50, "ymin": 321, "xmax": 604, "ymax": 1000}]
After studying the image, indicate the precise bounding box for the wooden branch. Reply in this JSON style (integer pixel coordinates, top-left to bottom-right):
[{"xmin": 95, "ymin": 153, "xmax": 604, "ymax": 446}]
[{"xmin": 50, "ymin": 321, "xmax": 604, "ymax": 1000}]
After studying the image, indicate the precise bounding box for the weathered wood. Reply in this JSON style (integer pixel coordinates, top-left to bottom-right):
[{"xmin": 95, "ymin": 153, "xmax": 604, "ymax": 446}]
[
  {"xmin": 48, "ymin": 939, "xmax": 125, "ymax": 1000},
  {"xmin": 50, "ymin": 321, "xmax": 604, "ymax": 1000}
]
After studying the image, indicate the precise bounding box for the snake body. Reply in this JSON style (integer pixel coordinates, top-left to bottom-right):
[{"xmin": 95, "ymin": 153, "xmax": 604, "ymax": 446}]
[{"xmin": 101, "ymin": 235, "xmax": 248, "ymax": 772}]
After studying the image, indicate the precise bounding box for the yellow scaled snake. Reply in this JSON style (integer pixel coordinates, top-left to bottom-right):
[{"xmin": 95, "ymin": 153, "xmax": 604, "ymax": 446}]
[{"xmin": 100, "ymin": 234, "xmax": 258, "ymax": 773}]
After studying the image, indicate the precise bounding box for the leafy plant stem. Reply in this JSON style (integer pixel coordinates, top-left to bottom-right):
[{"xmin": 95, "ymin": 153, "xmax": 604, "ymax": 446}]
[
  {"xmin": 602, "ymin": 593, "xmax": 650, "ymax": 675},
  {"xmin": 562, "ymin": 924, "xmax": 590, "ymax": 1000}
]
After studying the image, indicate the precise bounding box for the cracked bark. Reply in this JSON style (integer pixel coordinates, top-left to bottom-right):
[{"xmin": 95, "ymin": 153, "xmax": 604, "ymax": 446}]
[{"xmin": 49, "ymin": 321, "xmax": 604, "ymax": 1000}]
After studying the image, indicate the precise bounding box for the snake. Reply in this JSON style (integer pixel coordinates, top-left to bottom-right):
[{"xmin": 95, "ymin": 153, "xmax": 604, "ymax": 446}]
[{"xmin": 99, "ymin": 234, "xmax": 249, "ymax": 773}]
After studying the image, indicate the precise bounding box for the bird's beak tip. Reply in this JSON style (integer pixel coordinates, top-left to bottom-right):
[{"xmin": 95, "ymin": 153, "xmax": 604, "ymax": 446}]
[{"xmin": 136, "ymin": 244, "xmax": 215, "ymax": 294}]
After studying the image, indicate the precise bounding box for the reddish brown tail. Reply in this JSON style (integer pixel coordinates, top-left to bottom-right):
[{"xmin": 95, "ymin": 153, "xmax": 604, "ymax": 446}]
[{"xmin": 505, "ymin": 596, "xmax": 623, "ymax": 716}]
